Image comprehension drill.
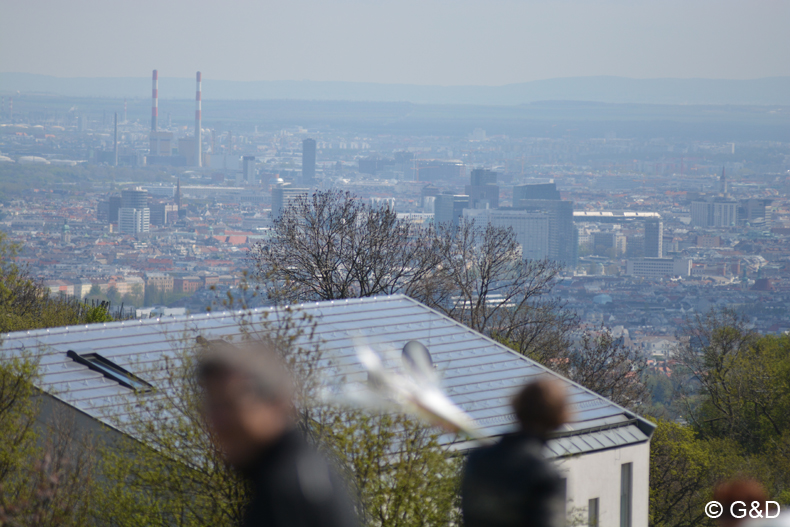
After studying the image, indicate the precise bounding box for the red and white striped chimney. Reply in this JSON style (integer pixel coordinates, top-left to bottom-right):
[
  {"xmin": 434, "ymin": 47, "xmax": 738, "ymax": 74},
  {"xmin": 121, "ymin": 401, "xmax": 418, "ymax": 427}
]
[
  {"xmin": 151, "ymin": 69, "xmax": 158, "ymax": 132},
  {"xmin": 195, "ymin": 71, "xmax": 202, "ymax": 167}
]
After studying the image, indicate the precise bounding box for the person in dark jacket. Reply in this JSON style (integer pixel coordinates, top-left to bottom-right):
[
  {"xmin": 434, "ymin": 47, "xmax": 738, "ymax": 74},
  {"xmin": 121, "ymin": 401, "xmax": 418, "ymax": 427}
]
[
  {"xmin": 197, "ymin": 340, "xmax": 358, "ymax": 527},
  {"xmin": 461, "ymin": 377, "xmax": 570, "ymax": 527}
]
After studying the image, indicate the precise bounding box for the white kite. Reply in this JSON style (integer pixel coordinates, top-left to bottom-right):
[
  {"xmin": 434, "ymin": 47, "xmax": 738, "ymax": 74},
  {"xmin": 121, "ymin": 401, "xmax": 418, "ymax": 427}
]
[{"xmin": 326, "ymin": 339, "xmax": 486, "ymax": 441}]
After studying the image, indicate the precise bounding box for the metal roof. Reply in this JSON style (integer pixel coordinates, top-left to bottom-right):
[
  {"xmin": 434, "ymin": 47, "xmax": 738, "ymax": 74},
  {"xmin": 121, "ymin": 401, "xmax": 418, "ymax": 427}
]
[{"xmin": 1, "ymin": 295, "xmax": 654, "ymax": 457}]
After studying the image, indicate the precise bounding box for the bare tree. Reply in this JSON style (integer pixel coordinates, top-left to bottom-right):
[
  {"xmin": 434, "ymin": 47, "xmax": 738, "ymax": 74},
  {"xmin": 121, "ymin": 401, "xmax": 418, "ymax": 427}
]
[
  {"xmin": 254, "ymin": 197, "xmax": 576, "ymax": 379},
  {"xmin": 251, "ymin": 190, "xmax": 439, "ymax": 304},
  {"xmin": 567, "ymin": 327, "xmax": 649, "ymax": 410},
  {"xmin": 411, "ymin": 218, "xmax": 564, "ymax": 336}
]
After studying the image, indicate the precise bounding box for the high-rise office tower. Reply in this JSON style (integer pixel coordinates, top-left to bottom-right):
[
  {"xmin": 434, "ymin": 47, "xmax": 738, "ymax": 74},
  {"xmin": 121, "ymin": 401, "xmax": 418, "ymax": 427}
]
[
  {"xmin": 302, "ymin": 138, "xmax": 316, "ymax": 185},
  {"xmin": 242, "ymin": 156, "xmax": 256, "ymax": 184},
  {"xmin": 738, "ymin": 198, "xmax": 772, "ymax": 225},
  {"xmin": 719, "ymin": 167, "xmax": 727, "ymax": 195},
  {"xmin": 691, "ymin": 199, "xmax": 738, "ymax": 228},
  {"xmin": 113, "ymin": 113, "xmax": 118, "ymax": 167},
  {"xmin": 513, "ymin": 182, "xmax": 561, "ymax": 204},
  {"xmin": 434, "ymin": 194, "xmax": 470, "ymax": 227},
  {"xmin": 514, "ymin": 197, "xmax": 577, "ymax": 267},
  {"xmin": 151, "ymin": 70, "xmax": 158, "ymax": 132},
  {"xmin": 644, "ymin": 219, "xmax": 663, "ymax": 258},
  {"xmin": 272, "ymin": 182, "xmax": 310, "ymax": 219},
  {"xmin": 109, "ymin": 195, "xmax": 122, "ymax": 223},
  {"xmin": 466, "ymin": 168, "xmax": 499, "ymax": 209},
  {"xmin": 118, "ymin": 188, "xmax": 150, "ymax": 234},
  {"xmin": 464, "ymin": 209, "xmax": 550, "ymax": 260}
]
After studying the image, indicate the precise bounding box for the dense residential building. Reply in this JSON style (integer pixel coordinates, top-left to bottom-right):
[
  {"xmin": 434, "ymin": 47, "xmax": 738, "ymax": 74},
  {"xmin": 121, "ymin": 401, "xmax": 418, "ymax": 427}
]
[
  {"xmin": 144, "ymin": 272, "xmax": 174, "ymax": 293},
  {"xmin": 626, "ymin": 258, "xmax": 692, "ymax": 278}
]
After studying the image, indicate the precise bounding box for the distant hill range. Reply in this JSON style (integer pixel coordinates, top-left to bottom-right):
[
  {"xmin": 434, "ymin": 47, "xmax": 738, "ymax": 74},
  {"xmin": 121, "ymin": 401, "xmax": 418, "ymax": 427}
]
[{"xmin": 1, "ymin": 72, "xmax": 788, "ymax": 106}]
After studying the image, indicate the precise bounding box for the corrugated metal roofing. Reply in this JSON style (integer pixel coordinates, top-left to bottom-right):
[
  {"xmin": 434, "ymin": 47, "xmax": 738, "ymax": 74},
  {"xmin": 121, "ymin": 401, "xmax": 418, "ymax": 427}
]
[{"xmin": 1, "ymin": 295, "xmax": 653, "ymax": 457}]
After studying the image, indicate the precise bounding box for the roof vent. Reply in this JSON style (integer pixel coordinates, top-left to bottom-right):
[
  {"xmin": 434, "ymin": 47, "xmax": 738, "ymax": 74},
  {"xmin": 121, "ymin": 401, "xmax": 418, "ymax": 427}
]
[{"xmin": 67, "ymin": 350, "xmax": 152, "ymax": 391}]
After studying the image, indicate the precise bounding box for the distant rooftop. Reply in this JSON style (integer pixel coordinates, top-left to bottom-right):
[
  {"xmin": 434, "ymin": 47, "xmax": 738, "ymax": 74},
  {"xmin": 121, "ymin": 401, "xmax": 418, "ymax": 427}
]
[{"xmin": 574, "ymin": 211, "xmax": 661, "ymax": 222}]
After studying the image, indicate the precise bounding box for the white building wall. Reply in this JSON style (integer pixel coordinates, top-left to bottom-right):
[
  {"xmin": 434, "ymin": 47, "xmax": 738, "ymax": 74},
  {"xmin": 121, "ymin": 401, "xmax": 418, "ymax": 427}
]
[
  {"xmin": 626, "ymin": 258, "xmax": 691, "ymax": 278},
  {"xmin": 118, "ymin": 207, "xmax": 150, "ymax": 234},
  {"xmin": 713, "ymin": 201, "xmax": 737, "ymax": 227},
  {"xmin": 555, "ymin": 441, "xmax": 651, "ymax": 527},
  {"xmin": 464, "ymin": 209, "xmax": 550, "ymax": 260}
]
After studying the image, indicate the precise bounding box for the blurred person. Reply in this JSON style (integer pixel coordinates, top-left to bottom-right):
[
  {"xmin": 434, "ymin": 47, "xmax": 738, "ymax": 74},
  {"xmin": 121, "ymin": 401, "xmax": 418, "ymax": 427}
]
[
  {"xmin": 714, "ymin": 479, "xmax": 787, "ymax": 527},
  {"xmin": 198, "ymin": 340, "xmax": 358, "ymax": 527},
  {"xmin": 461, "ymin": 377, "xmax": 570, "ymax": 527}
]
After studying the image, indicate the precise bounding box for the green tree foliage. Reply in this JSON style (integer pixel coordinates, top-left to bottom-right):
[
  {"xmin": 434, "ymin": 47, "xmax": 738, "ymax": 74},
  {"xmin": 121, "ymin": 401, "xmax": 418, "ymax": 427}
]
[
  {"xmin": 676, "ymin": 311, "xmax": 790, "ymax": 451},
  {"xmin": 95, "ymin": 337, "xmax": 247, "ymax": 526},
  {"xmin": 84, "ymin": 283, "xmax": 108, "ymax": 303},
  {"xmin": 0, "ymin": 353, "xmax": 96, "ymax": 526},
  {"xmin": 144, "ymin": 284, "xmax": 189, "ymax": 307},
  {"xmin": 649, "ymin": 309, "xmax": 790, "ymax": 526},
  {"xmin": 91, "ymin": 307, "xmax": 460, "ymax": 527},
  {"xmin": 0, "ymin": 233, "xmax": 114, "ymax": 333},
  {"xmin": 120, "ymin": 284, "xmax": 145, "ymax": 308},
  {"xmin": 327, "ymin": 412, "xmax": 461, "ymax": 527}
]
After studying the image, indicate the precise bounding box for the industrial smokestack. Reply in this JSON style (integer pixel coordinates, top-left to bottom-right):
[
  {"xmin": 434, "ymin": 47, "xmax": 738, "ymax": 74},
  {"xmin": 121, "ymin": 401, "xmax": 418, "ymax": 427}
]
[
  {"xmin": 151, "ymin": 69, "xmax": 158, "ymax": 132},
  {"xmin": 195, "ymin": 71, "xmax": 202, "ymax": 167},
  {"xmin": 114, "ymin": 112, "xmax": 118, "ymax": 166}
]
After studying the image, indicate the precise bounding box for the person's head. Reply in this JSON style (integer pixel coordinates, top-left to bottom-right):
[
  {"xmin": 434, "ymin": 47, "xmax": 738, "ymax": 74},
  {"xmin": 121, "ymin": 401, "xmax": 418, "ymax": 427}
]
[
  {"xmin": 512, "ymin": 377, "xmax": 570, "ymax": 439},
  {"xmin": 197, "ymin": 339, "xmax": 294, "ymax": 468},
  {"xmin": 713, "ymin": 479, "xmax": 769, "ymax": 527}
]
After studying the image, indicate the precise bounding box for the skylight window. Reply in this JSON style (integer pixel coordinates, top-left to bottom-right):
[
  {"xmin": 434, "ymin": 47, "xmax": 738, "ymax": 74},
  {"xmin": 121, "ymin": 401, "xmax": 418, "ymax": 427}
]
[{"xmin": 67, "ymin": 350, "xmax": 152, "ymax": 391}]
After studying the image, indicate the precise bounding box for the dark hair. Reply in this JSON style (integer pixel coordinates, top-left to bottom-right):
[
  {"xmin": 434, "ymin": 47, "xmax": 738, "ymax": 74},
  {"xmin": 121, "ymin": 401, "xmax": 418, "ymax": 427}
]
[
  {"xmin": 196, "ymin": 339, "xmax": 293, "ymax": 402},
  {"xmin": 512, "ymin": 377, "xmax": 569, "ymax": 437}
]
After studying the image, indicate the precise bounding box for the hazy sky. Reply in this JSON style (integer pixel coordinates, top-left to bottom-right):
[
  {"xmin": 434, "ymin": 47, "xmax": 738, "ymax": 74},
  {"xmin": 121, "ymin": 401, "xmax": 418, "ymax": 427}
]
[{"xmin": 1, "ymin": 0, "xmax": 788, "ymax": 85}]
